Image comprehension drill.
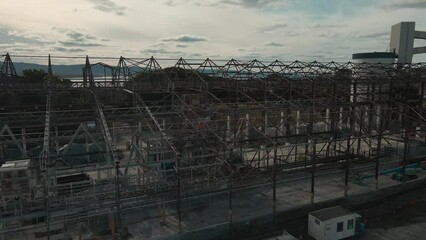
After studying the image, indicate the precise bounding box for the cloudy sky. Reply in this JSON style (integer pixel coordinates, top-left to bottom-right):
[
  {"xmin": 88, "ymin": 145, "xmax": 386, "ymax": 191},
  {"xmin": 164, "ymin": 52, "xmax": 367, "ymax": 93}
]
[{"xmin": 1, "ymin": 0, "xmax": 426, "ymax": 63}]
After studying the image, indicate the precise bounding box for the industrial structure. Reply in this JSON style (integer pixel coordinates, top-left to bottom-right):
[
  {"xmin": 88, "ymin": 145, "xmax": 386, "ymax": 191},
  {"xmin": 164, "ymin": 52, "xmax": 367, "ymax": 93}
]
[{"xmin": 0, "ymin": 22, "xmax": 426, "ymax": 239}]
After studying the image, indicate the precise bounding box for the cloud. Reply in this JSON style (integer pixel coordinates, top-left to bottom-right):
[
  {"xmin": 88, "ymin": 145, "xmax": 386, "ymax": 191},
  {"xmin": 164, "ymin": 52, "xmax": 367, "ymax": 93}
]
[
  {"xmin": 58, "ymin": 41, "xmax": 104, "ymax": 47},
  {"xmin": 0, "ymin": 27, "xmax": 51, "ymax": 45},
  {"xmin": 311, "ymin": 23, "xmax": 348, "ymax": 29},
  {"xmin": 51, "ymin": 26, "xmax": 68, "ymax": 33},
  {"xmin": 85, "ymin": 34, "xmax": 97, "ymax": 40},
  {"xmin": 221, "ymin": 0, "xmax": 291, "ymax": 9},
  {"xmin": 55, "ymin": 28, "xmax": 99, "ymax": 41},
  {"xmin": 161, "ymin": 34, "xmax": 208, "ymax": 42},
  {"xmin": 296, "ymin": 54, "xmax": 326, "ymax": 60},
  {"xmin": 0, "ymin": 28, "xmax": 53, "ymax": 55},
  {"xmin": 385, "ymin": 0, "xmax": 426, "ymax": 10},
  {"xmin": 165, "ymin": 0, "xmax": 177, "ymax": 6},
  {"xmin": 10, "ymin": 47, "xmax": 38, "ymax": 52},
  {"xmin": 264, "ymin": 42, "xmax": 284, "ymax": 47},
  {"xmin": 53, "ymin": 28, "xmax": 106, "ymax": 48},
  {"xmin": 189, "ymin": 53, "xmax": 203, "ymax": 57},
  {"xmin": 87, "ymin": 0, "xmax": 127, "ymax": 16},
  {"xmin": 140, "ymin": 48, "xmax": 184, "ymax": 55},
  {"xmin": 67, "ymin": 31, "xmax": 85, "ymax": 41},
  {"xmin": 52, "ymin": 47, "xmax": 86, "ymax": 53},
  {"xmin": 164, "ymin": 0, "xmax": 294, "ymax": 9},
  {"xmin": 238, "ymin": 47, "xmax": 266, "ymax": 52},
  {"xmin": 258, "ymin": 23, "xmax": 288, "ymax": 33},
  {"xmin": 2, "ymin": 0, "xmax": 426, "ymax": 63},
  {"xmin": 357, "ymin": 31, "xmax": 389, "ymax": 38}
]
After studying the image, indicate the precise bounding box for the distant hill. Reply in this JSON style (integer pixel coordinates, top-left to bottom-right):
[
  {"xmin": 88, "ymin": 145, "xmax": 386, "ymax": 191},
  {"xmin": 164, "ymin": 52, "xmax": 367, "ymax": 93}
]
[
  {"xmin": 13, "ymin": 62, "xmax": 114, "ymax": 77},
  {"xmin": 11, "ymin": 62, "xmax": 217, "ymax": 78}
]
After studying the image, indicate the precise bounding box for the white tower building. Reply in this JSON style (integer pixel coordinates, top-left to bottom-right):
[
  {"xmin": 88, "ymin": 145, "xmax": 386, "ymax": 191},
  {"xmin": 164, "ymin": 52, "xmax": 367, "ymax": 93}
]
[{"xmin": 390, "ymin": 22, "xmax": 426, "ymax": 64}]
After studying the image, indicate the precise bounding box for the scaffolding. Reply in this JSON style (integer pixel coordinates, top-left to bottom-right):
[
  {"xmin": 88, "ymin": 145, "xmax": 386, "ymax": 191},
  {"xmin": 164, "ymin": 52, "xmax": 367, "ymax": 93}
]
[{"xmin": 0, "ymin": 54, "xmax": 425, "ymax": 239}]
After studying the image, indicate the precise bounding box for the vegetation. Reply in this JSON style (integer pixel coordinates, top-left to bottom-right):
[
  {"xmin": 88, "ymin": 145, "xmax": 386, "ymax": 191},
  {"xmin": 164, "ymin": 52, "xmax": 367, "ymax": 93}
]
[
  {"xmin": 131, "ymin": 67, "xmax": 199, "ymax": 82},
  {"xmin": 22, "ymin": 69, "xmax": 72, "ymax": 86}
]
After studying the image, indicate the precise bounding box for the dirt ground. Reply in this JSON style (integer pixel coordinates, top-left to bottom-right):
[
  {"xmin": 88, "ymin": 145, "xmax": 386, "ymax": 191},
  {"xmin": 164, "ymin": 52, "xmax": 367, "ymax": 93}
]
[
  {"xmin": 359, "ymin": 187, "xmax": 426, "ymax": 239},
  {"xmin": 359, "ymin": 187, "xmax": 426, "ymax": 229},
  {"xmin": 277, "ymin": 186, "xmax": 426, "ymax": 240}
]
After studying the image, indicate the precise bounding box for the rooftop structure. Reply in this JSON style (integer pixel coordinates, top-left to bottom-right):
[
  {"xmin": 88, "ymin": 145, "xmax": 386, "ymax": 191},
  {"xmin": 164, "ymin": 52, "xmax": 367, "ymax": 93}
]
[
  {"xmin": 0, "ymin": 159, "xmax": 30, "ymax": 171},
  {"xmin": 309, "ymin": 206, "xmax": 361, "ymax": 240},
  {"xmin": 310, "ymin": 206, "xmax": 354, "ymax": 222},
  {"xmin": 352, "ymin": 52, "xmax": 396, "ymax": 64},
  {"xmin": 353, "ymin": 22, "xmax": 426, "ymax": 64}
]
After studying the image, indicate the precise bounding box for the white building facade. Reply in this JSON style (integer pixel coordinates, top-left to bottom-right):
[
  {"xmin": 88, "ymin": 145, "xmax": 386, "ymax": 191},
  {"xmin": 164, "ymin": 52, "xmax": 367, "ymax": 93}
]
[{"xmin": 308, "ymin": 206, "xmax": 361, "ymax": 240}]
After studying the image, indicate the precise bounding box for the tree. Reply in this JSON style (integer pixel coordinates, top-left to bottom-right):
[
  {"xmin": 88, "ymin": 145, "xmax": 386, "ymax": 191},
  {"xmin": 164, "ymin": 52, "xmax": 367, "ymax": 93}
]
[
  {"xmin": 22, "ymin": 69, "xmax": 72, "ymax": 86},
  {"xmin": 22, "ymin": 69, "xmax": 46, "ymax": 82}
]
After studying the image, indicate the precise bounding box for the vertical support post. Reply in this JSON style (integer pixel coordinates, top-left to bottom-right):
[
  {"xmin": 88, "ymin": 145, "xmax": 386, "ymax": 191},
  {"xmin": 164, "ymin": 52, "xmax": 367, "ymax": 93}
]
[
  {"xmin": 43, "ymin": 170, "xmax": 50, "ymax": 240},
  {"xmin": 226, "ymin": 115, "xmax": 231, "ymax": 142},
  {"xmin": 345, "ymin": 136, "xmax": 350, "ymax": 197},
  {"xmin": 296, "ymin": 110, "xmax": 300, "ymax": 134},
  {"xmin": 369, "ymin": 82, "xmax": 376, "ymax": 133},
  {"xmin": 171, "ymin": 83, "xmax": 175, "ymax": 110},
  {"xmin": 137, "ymin": 121, "xmax": 141, "ymax": 162},
  {"xmin": 21, "ymin": 128, "xmax": 27, "ymax": 154},
  {"xmin": 0, "ymin": 143, "xmax": 3, "ymax": 159},
  {"xmin": 402, "ymin": 82, "xmax": 410, "ymax": 177},
  {"xmin": 331, "ymin": 81, "xmax": 337, "ymax": 131},
  {"xmin": 85, "ymin": 135, "xmax": 90, "ymax": 164},
  {"xmin": 114, "ymin": 160, "xmax": 122, "ymax": 240},
  {"xmin": 351, "ymin": 80, "xmax": 357, "ymax": 132},
  {"xmin": 261, "ymin": 110, "xmax": 266, "ymax": 134},
  {"xmin": 325, "ymin": 108, "xmax": 330, "ymax": 131},
  {"xmin": 357, "ymin": 106, "xmax": 363, "ymax": 157},
  {"xmin": 420, "ymin": 81, "xmax": 425, "ymax": 142},
  {"xmin": 272, "ymin": 147, "xmax": 277, "ymax": 224},
  {"xmin": 339, "ymin": 107, "xmax": 343, "ymax": 130},
  {"xmin": 387, "ymin": 82, "xmax": 393, "ymax": 130},
  {"xmin": 402, "ymin": 130, "xmax": 409, "ymax": 178},
  {"xmin": 310, "ymin": 81, "xmax": 315, "ymax": 135},
  {"xmin": 177, "ymin": 153, "xmax": 182, "ymax": 233},
  {"xmin": 375, "ymin": 108, "xmax": 383, "ymax": 189},
  {"xmin": 245, "ymin": 113, "xmax": 249, "ymax": 140},
  {"xmin": 376, "ymin": 105, "xmax": 381, "ymax": 131},
  {"xmin": 83, "ymin": 68, "xmax": 87, "ymax": 88},
  {"xmin": 266, "ymin": 148, "xmax": 270, "ymax": 168},
  {"xmin": 55, "ymin": 127, "xmax": 59, "ymax": 155},
  {"xmin": 47, "ymin": 54, "xmax": 52, "ymax": 90},
  {"xmin": 112, "ymin": 121, "xmax": 116, "ymax": 149},
  {"xmin": 137, "ymin": 167, "xmax": 141, "ymax": 190},
  {"xmin": 110, "ymin": 214, "xmax": 115, "ymax": 240},
  {"xmin": 286, "ymin": 108, "xmax": 291, "ymax": 135},
  {"xmin": 311, "ymin": 140, "xmax": 316, "ymax": 205},
  {"xmin": 264, "ymin": 112, "xmax": 268, "ymax": 135},
  {"xmin": 228, "ymin": 151, "xmax": 233, "ymax": 239},
  {"xmin": 257, "ymin": 147, "xmax": 261, "ymax": 168},
  {"xmin": 304, "ymin": 141, "xmax": 309, "ymax": 169}
]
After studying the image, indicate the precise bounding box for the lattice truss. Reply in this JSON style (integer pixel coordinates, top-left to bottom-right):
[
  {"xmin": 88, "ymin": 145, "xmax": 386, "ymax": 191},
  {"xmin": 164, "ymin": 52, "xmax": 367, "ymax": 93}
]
[{"xmin": 0, "ymin": 54, "xmax": 425, "ymax": 235}]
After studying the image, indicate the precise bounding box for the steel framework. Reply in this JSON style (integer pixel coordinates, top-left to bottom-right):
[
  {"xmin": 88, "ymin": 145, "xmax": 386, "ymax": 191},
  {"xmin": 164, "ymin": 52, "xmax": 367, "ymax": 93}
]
[{"xmin": 0, "ymin": 53, "xmax": 425, "ymax": 239}]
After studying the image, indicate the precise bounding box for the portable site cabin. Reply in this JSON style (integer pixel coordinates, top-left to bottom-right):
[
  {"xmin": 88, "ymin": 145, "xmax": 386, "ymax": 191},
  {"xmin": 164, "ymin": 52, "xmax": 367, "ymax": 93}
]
[
  {"xmin": 0, "ymin": 159, "xmax": 36, "ymax": 199},
  {"xmin": 308, "ymin": 206, "xmax": 361, "ymax": 240}
]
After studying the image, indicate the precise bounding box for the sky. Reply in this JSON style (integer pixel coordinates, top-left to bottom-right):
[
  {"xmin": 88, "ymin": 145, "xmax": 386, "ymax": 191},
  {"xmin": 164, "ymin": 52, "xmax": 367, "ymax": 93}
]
[{"xmin": 1, "ymin": 0, "xmax": 426, "ymax": 63}]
